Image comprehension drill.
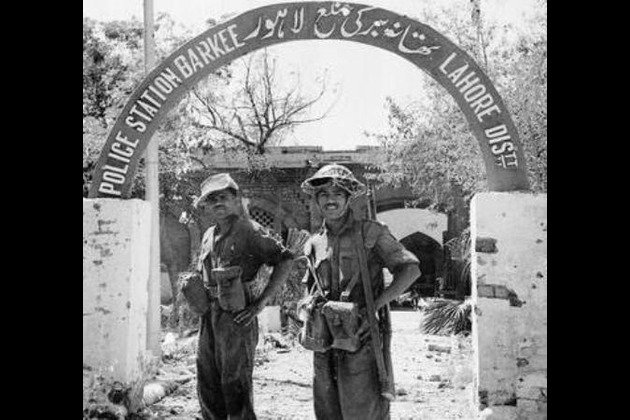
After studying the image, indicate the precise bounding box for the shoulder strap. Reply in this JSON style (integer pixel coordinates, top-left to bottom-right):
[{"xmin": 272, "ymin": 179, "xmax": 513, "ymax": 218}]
[
  {"xmin": 196, "ymin": 226, "xmax": 216, "ymax": 272},
  {"xmin": 353, "ymin": 225, "xmax": 392, "ymax": 398},
  {"xmin": 340, "ymin": 221, "xmax": 368, "ymax": 300},
  {"xmin": 305, "ymin": 254, "xmax": 327, "ymax": 298}
]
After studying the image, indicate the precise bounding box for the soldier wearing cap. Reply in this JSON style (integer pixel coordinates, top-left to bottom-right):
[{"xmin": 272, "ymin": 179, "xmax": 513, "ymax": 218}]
[
  {"xmin": 300, "ymin": 164, "xmax": 421, "ymax": 419},
  {"xmin": 192, "ymin": 173, "xmax": 294, "ymax": 420}
]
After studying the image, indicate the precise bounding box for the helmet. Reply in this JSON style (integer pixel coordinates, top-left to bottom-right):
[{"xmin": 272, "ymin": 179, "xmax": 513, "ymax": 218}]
[{"xmin": 300, "ymin": 163, "xmax": 366, "ymax": 198}]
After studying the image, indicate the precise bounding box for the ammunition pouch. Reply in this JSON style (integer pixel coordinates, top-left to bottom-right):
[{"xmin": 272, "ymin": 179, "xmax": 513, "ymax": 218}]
[
  {"xmin": 297, "ymin": 294, "xmax": 331, "ymax": 352},
  {"xmin": 179, "ymin": 271, "xmax": 210, "ymax": 316},
  {"xmin": 297, "ymin": 246, "xmax": 365, "ymax": 353},
  {"xmin": 212, "ymin": 266, "xmax": 246, "ymax": 312},
  {"xmin": 322, "ymin": 300, "xmax": 361, "ymax": 352}
]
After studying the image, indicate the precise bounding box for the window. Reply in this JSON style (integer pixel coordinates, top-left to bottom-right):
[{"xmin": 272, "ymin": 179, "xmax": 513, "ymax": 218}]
[{"xmin": 249, "ymin": 206, "xmax": 275, "ymax": 230}]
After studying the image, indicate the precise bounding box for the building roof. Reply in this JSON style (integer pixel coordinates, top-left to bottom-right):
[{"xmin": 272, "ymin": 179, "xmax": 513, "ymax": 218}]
[{"xmin": 195, "ymin": 145, "xmax": 381, "ymax": 169}]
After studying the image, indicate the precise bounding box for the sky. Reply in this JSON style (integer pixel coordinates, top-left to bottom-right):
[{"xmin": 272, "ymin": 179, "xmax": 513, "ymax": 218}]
[{"xmin": 83, "ymin": 0, "xmax": 541, "ymax": 151}]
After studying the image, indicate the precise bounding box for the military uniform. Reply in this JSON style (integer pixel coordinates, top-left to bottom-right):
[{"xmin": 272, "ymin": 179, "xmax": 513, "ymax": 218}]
[
  {"xmin": 196, "ymin": 216, "xmax": 293, "ymax": 420},
  {"xmin": 303, "ymin": 209, "xmax": 419, "ymax": 420}
]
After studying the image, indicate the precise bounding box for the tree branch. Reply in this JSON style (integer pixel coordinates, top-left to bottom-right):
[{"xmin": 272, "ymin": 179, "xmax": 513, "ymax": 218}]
[{"xmin": 244, "ymin": 58, "xmax": 265, "ymax": 143}]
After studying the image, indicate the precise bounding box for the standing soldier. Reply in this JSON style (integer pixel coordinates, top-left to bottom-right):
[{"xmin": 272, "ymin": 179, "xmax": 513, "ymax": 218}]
[
  {"xmin": 188, "ymin": 173, "xmax": 294, "ymax": 420},
  {"xmin": 299, "ymin": 164, "xmax": 421, "ymax": 420}
]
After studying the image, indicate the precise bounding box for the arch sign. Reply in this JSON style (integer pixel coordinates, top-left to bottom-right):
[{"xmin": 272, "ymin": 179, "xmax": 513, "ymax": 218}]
[{"xmin": 88, "ymin": 1, "xmax": 530, "ymax": 198}]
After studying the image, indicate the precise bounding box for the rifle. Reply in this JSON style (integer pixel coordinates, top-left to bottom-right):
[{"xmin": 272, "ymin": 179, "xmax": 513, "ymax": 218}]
[{"xmin": 361, "ymin": 183, "xmax": 396, "ymax": 401}]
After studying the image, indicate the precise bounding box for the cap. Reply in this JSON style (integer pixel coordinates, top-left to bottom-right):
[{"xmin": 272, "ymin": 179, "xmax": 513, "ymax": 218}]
[{"xmin": 193, "ymin": 173, "xmax": 239, "ymax": 208}]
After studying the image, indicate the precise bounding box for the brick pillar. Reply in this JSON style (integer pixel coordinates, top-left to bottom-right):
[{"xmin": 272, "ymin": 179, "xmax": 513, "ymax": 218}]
[
  {"xmin": 471, "ymin": 192, "xmax": 547, "ymax": 419},
  {"xmin": 83, "ymin": 198, "xmax": 151, "ymax": 382}
]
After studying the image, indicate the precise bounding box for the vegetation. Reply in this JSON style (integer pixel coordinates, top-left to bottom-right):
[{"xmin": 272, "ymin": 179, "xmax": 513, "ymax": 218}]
[
  {"xmin": 83, "ymin": 2, "xmax": 546, "ymax": 334},
  {"xmin": 422, "ymin": 298, "xmax": 473, "ymax": 336},
  {"xmin": 366, "ymin": 0, "xmax": 547, "ymax": 216},
  {"xmin": 375, "ymin": 2, "xmax": 546, "ymax": 334},
  {"xmin": 83, "ymin": 14, "xmax": 332, "ymax": 207}
]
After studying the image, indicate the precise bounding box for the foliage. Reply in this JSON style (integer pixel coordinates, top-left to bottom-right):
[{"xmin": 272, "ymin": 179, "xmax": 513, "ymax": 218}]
[
  {"xmin": 443, "ymin": 227, "xmax": 472, "ymax": 297},
  {"xmin": 83, "ymin": 14, "xmax": 332, "ymax": 207},
  {"xmin": 422, "ymin": 298, "xmax": 473, "ymax": 336},
  {"xmin": 367, "ymin": 93, "xmax": 486, "ymax": 213},
  {"xmin": 366, "ymin": 1, "xmax": 547, "ymax": 214},
  {"xmin": 82, "ymin": 14, "xmax": 217, "ymax": 199}
]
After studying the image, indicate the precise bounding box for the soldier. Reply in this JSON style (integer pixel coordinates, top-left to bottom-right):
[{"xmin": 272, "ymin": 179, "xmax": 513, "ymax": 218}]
[
  {"xmin": 300, "ymin": 164, "xmax": 421, "ymax": 420},
  {"xmin": 191, "ymin": 173, "xmax": 294, "ymax": 420}
]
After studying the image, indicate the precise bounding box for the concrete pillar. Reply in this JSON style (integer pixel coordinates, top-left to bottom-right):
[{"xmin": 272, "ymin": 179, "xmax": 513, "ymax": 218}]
[
  {"xmin": 83, "ymin": 198, "xmax": 151, "ymax": 382},
  {"xmin": 471, "ymin": 192, "xmax": 547, "ymax": 419}
]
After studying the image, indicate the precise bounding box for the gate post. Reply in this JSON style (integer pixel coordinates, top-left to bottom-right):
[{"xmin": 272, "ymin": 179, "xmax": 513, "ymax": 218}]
[
  {"xmin": 83, "ymin": 198, "xmax": 151, "ymax": 382},
  {"xmin": 471, "ymin": 192, "xmax": 547, "ymax": 419}
]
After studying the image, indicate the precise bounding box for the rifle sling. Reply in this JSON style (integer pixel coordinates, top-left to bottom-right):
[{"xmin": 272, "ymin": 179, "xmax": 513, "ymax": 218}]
[{"xmin": 353, "ymin": 225, "xmax": 389, "ymax": 393}]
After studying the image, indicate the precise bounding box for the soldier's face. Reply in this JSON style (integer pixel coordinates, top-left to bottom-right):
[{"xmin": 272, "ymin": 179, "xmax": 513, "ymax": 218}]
[
  {"xmin": 203, "ymin": 189, "xmax": 241, "ymax": 220},
  {"xmin": 316, "ymin": 186, "xmax": 350, "ymax": 221}
]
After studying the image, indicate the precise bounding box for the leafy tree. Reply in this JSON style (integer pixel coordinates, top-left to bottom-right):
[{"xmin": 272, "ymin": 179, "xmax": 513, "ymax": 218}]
[
  {"xmin": 82, "ymin": 14, "xmax": 222, "ymax": 200},
  {"xmin": 83, "ymin": 15, "xmax": 334, "ymax": 204},
  {"xmin": 367, "ymin": 0, "xmax": 547, "ymax": 218}
]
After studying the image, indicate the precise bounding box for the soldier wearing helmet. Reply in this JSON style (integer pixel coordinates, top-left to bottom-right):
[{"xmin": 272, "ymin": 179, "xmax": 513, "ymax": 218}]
[
  {"xmin": 190, "ymin": 173, "xmax": 294, "ymax": 420},
  {"xmin": 300, "ymin": 164, "xmax": 421, "ymax": 419}
]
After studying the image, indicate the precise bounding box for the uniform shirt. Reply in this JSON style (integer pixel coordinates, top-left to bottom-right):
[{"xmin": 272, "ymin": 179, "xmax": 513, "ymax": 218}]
[
  {"xmin": 303, "ymin": 210, "xmax": 419, "ymax": 307},
  {"xmin": 197, "ymin": 215, "xmax": 293, "ymax": 286}
]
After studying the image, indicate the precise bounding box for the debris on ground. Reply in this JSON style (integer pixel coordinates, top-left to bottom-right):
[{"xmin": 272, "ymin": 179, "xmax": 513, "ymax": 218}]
[
  {"xmin": 428, "ymin": 344, "xmax": 452, "ymax": 354},
  {"xmin": 83, "ymin": 402, "xmax": 128, "ymax": 420},
  {"xmin": 143, "ymin": 380, "xmax": 180, "ymax": 406},
  {"xmin": 263, "ymin": 332, "xmax": 291, "ymax": 349},
  {"xmin": 83, "ymin": 369, "xmax": 142, "ymax": 420},
  {"xmin": 162, "ymin": 332, "xmax": 198, "ymax": 362},
  {"xmin": 142, "ymin": 311, "xmax": 477, "ymax": 419}
]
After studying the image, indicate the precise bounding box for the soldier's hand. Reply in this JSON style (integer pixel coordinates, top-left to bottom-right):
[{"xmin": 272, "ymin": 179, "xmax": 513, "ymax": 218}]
[{"xmin": 233, "ymin": 300, "xmax": 265, "ymax": 326}]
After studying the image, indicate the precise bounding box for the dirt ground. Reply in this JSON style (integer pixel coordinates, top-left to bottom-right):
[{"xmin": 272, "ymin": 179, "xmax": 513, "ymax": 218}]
[{"xmin": 146, "ymin": 310, "xmax": 478, "ymax": 420}]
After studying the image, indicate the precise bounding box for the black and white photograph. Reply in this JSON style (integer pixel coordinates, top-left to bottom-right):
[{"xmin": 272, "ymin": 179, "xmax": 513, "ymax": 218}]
[{"xmin": 83, "ymin": 1, "xmax": 547, "ymax": 418}]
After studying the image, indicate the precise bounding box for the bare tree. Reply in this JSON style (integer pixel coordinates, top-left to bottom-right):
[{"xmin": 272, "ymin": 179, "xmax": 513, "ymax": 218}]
[{"xmin": 188, "ymin": 49, "xmax": 335, "ymax": 154}]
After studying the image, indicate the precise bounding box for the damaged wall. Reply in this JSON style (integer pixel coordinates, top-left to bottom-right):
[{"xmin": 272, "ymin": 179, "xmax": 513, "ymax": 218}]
[
  {"xmin": 471, "ymin": 192, "xmax": 547, "ymax": 419},
  {"xmin": 83, "ymin": 198, "xmax": 151, "ymax": 382}
]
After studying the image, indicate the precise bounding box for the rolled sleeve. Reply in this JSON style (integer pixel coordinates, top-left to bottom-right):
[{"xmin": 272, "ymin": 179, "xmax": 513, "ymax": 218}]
[{"xmin": 373, "ymin": 226, "xmax": 419, "ymax": 273}]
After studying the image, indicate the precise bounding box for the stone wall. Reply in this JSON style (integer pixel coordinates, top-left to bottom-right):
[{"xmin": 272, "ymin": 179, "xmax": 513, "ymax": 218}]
[
  {"xmin": 83, "ymin": 198, "xmax": 151, "ymax": 382},
  {"xmin": 471, "ymin": 192, "xmax": 547, "ymax": 419}
]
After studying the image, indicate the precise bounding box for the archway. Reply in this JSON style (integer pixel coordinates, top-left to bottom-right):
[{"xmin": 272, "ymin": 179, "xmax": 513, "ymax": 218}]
[
  {"xmin": 84, "ymin": 4, "xmax": 538, "ymax": 413},
  {"xmin": 88, "ymin": 1, "xmax": 529, "ymax": 199},
  {"xmin": 400, "ymin": 232, "xmax": 443, "ymax": 297},
  {"xmin": 377, "ymin": 207, "xmax": 447, "ymax": 299}
]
